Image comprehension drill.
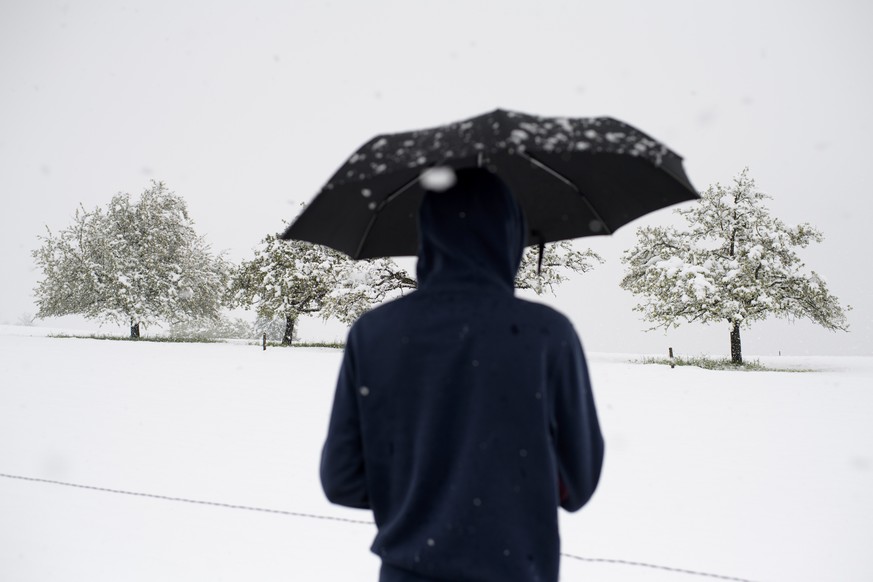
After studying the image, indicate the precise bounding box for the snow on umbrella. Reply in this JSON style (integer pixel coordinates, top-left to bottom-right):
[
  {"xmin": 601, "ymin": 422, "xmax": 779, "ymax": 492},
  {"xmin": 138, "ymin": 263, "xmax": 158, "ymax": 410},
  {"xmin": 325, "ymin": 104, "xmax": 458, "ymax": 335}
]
[{"xmin": 281, "ymin": 108, "xmax": 699, "ymax": 259}]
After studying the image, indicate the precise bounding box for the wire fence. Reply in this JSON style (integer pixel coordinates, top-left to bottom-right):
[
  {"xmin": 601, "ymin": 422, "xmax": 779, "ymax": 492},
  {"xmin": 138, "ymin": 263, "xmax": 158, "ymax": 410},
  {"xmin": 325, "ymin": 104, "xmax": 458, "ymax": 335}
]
[
  {"xmin": 1, "ymin": 471, "xmax": 758, "ymax": 582},
  {"xmin": 561, "ymin": 552, "xmax": 757, "ymax": 582},
  {"xmin": 0, "ymin": 472, "xmax": 371, "ymax": 526}
]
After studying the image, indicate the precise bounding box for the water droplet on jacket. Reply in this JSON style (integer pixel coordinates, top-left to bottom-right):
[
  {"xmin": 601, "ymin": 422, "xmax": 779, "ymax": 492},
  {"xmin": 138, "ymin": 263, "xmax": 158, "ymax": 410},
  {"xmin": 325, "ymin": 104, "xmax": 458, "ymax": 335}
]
[
  {"xmin": 534, "ymin": 392, "xmax": 542, "ymax": 400},
  {"xmin": 503, "ymin": 549, "xmax": 511, "ymax": 557},
  {"xmin": 360, "ymin": 386, "xmax": 370, "ymax": 396},
  {"xmin": 589, "ymin": 219, "xmax": 603, "ymax": 233},
  {"xmin": 473, "ymin": 498, "xmax": 482, "ymax": 507},
  {"xmin": 459, "ymin": 211, "xmax": 466, "ymax": 219},
  {"xmin": 427, "ymin": 538, "xmax": 436, "ymax": 547},
  {"xmin": 401, "ymin": 336, "xmax": 410, "ymax": 344},
  {"xmin": 472, "ymin": 360, "xmax": 479, "ymax": 367},
  {"xmin": 368, "ymin": 202, "xmax": 377, "ymax": 210},
  {"xmin": 519, "ymin": 449, "xmax": 528, "ymax": 457},
  {"xmin": 361, "ymin": 188, "xmax": 372, "ymax": 198}
]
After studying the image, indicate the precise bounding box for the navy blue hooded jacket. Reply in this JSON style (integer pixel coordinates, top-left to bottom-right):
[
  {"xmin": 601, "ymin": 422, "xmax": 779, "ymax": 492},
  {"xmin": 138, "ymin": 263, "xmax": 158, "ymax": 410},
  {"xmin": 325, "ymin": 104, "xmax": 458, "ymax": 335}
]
[{"xmin": 321, "ymin": 168, "xmax": 604, "ymax": 582}]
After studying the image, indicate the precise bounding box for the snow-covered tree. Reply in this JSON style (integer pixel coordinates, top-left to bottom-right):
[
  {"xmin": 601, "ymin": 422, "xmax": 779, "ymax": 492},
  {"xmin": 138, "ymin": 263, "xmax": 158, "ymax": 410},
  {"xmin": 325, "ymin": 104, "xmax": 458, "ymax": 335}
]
[
  {"xmin": 317, "ymin": 239, "xmax": 600, "ymax": 324},
  {"xmin": 230, "ymin": 235, "xmax": 343, "ymax": 344},
  {"xmin": 234, "ymin": 230, "xmax": 601, "ymax": 343},
  {"xmin": 320, "ymin": 257, "xmax": 417, "ymax": 324},
  {"xmin": 231, "ymin": 233, "xmax": 418, "ymax": 343},
  {"xmin": 32, "ymin": 181, "xmax": 229, "ymax": 337},
  {"xmin": 325, "ymin": 243, "xmax": 600, "ymax": 321},
  {"xmin": 620, "ymin": 168, "xmax": 850, "ymax": 363}
]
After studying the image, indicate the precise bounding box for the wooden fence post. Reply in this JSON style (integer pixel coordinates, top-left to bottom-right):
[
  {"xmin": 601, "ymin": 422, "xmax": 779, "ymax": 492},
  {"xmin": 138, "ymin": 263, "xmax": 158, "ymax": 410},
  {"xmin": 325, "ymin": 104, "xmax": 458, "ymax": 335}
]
[
  {"xmin": 668, "ymin": 347, "xmax": 675, "ymax": 369},
  {"xmin": 263, "ymin": 333, "xmax": 267, "ymax": 351}
]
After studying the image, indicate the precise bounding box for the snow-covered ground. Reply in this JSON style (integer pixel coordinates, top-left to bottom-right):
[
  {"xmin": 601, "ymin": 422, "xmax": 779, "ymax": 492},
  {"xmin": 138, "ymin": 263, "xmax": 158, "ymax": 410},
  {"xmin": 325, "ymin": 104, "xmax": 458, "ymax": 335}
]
[{"xmin": 1, "ymin": 325, "xmax": 871, "ymax": 581}]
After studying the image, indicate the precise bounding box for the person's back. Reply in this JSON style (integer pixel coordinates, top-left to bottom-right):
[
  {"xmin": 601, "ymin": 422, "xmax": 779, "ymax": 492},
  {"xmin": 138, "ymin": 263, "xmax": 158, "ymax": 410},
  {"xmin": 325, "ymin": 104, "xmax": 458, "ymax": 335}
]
[{"xmin": 321, "ymin": 168, "xmax": 604, "ymax": 582}]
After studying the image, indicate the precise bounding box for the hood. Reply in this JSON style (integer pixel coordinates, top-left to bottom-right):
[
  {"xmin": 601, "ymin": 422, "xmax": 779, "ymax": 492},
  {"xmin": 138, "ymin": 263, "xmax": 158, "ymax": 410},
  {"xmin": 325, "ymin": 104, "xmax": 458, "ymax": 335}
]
[{"xmin": 416, "ymin": 167, "xmax": 526, "ymax": 292}]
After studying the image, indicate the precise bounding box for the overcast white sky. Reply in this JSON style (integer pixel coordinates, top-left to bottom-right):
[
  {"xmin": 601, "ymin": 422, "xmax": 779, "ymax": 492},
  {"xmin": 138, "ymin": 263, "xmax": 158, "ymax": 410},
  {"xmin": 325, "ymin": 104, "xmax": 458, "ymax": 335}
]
[{"xmin": 2, "ymin": 0, "xmax": 871, "ymax": 356}]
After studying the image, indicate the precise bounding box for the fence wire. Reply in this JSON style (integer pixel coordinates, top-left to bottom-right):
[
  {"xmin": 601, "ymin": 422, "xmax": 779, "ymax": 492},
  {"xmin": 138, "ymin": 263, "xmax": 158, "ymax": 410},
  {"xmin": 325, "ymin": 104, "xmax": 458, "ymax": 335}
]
[
  {"xmin": 561, "ymin": 552, "xmax": 757, "ymax": 582},
  {"xmin": 0, "ymin": 472, "xmax": 372, "ymax": 525},
  {"xmin": 1, "ymin": 471, "xmax": 757, "ymax": 582}
]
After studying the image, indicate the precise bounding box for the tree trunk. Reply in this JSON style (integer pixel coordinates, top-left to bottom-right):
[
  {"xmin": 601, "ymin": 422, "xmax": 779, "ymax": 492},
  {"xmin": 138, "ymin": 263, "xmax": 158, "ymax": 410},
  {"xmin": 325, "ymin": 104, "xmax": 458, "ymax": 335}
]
[
  {"xmin": 729, "ymin": 320, "xmax": 742, "ymax": 364},
  {"xmin": 282, "ymin": 315, "xmax": 296, "ymax": 346},
  {"xmin": 130, "ymin": 321, "xmax": 140, "ymax": 339}
]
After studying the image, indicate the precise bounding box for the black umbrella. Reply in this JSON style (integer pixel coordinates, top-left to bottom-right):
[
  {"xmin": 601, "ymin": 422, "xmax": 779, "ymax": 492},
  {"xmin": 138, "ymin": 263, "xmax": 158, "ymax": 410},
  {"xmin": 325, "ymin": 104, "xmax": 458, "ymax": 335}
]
[{"xmin": 281, "ymin": 108, "xmax": 698, "ymax": 259}]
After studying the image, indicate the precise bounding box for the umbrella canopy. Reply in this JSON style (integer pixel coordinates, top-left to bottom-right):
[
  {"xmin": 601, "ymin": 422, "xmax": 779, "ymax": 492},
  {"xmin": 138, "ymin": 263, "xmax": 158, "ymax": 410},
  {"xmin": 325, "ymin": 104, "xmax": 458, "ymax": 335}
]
[{"xmin": 281, "ymin": 109, "xmax": 698, "ymax": 259}]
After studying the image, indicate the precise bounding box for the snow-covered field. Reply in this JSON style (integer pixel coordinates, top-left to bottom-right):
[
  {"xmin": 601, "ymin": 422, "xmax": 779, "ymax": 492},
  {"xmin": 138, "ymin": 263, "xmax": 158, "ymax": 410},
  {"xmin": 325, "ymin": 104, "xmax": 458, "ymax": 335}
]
[{"xmin": 1, "ymin": 325, "xmax": 871, "ymax": 582}]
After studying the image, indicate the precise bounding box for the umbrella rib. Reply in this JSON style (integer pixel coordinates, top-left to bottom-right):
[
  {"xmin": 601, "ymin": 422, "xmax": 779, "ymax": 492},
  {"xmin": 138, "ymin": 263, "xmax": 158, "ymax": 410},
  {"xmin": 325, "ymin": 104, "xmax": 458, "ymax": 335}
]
[
  {"xmin": 517, "ymin": 151, "xmax": 613, "ymax": 235},
  {"xmin": 354, "ymin": 173, "xmax": 423, "ymax": 258},
  {"xmin": 383, "ymin": 173, "xmax": 423, "ymax": 206}
]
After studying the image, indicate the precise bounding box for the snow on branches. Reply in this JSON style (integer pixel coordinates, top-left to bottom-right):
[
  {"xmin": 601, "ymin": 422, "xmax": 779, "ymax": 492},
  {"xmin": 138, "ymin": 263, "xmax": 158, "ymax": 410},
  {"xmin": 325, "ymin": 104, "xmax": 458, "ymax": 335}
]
[
  {"xmin": 32, "ymin": 182, "xmax": 228, "ymax": 336},
  {"xmin": 515, "ymin": 241, "xmax": 603, "ymax": 295},
  {"xmin": 620, "ymin": 168, "xmax": 849, "ymax": 362},
  {"xmin": 231, "ymin": 232, "xmax": 600, "ymax": 342},
  {"xmin": 229, "ymin": 234, "xmax": 416, "ymax": 342}
]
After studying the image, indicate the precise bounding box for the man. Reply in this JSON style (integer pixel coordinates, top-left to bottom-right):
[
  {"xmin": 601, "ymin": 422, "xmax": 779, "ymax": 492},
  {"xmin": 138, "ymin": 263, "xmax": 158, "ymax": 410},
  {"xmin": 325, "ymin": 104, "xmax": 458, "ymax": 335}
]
[{"xmin": 321, "ymin": 167, "xmax": 604, "ymax": 582}]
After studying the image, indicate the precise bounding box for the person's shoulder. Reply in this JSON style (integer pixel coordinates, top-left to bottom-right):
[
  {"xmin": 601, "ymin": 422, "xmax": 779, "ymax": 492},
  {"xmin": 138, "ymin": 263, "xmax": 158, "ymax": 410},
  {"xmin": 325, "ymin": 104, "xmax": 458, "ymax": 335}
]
[
  {"xmin": 510, "ymin": 296, "xmax": 571, "ymax": 321},
  {"xmin": 507, "ymin": 298, "xmax": 589, "ymax": 359},
  {"xmin": 509, "ymin": 297, "xmax": 577, "ymax": 334},
  {"xmin": 350, "ymin": 291, "xmax": 420, "ymax": 330}
]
